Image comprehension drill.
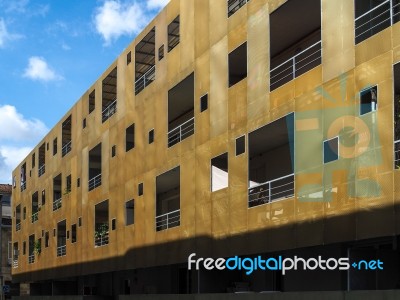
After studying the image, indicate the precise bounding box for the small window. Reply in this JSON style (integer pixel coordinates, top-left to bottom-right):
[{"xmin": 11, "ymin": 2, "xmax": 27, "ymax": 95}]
[
  {"xmin": 45, "ymin": 232, "xmax": 49, "ymax": 247},
  {"xmin": 168, "ymin": 16, "xmax": 180, "ymax": 52},
  {"xmin": 78, "ymin": 217, "xmax": 82, "ymax": 227},
  {"xmin": 323, "ymin": 137, "xmax": 339, "ymax": 164},
  {"xmin": 13, "ymin": 176, "xmax": 16, "ymax": 188},
  {"xmin": 23, "ymin": 242, "xmax": 26, "ymax": 255},
  {"xmin": 77, "ymin": 178, "xmax": 80, "ymax": 188},
  {"xmin": 211, "ymin": 153, "xmax": 229, "ymax": 192},
  {"xmin": 149, "ymin": 129, "xmax": 154, "ymax": 144},
  {"xmin": 83, "ymin": 118, "xmax": 86, "ymax": 129},
  {"xmin": 360, "ymin": 86, "xmax": 378, "ymax": 115},
  {"xmin": 159, "ymin": 45, "xmax": 164, "ymax": 61},
  {"xmin": 47, "ymin": 143, "xmax": 49, "ymax": 151},
  {"xmin": 53, "ymin": 228, "xmax": 56, "ymax": 237},
  {"xmin": 41, "ymin": 190, "xmax": 45, "ymax": 206},
  {"xmin": 53, "ymin": 138, "xmax": 58, "ymax": 155},
  {"xmin": 32, "ymin": 153, "xmax": 35, "ymax": 168},
  {"xmin": 200, "ymin": 94, "xmax": 208, "ymax": 112},
  {"xmin": 89, "ymin": 90, "xmax": 95, "ymax": 114},
  {"xmin": 111, "ymin": 218, "xmax": 116, "ymax": 230},
  {"xmin": 228, "ymin": 42, "xmax": 247, "ymax": 87},
  {"xmin": 127, "ymin": 51, "xmax": 131, "ymax": 65},
  {"xmin": 138, "ymin": 183, "xmax": 143, "ymax": 196},
  {"xmin": 112, "ymin": 145, "xmax": 116, "ymax": 157},
  {"xmin": 23, "ymin": 207, "xmax": 26, "ymax": 220},
  {"xmin": 125, "ymin": 200, "xmax": 134, "ymax": 226},
  {"xmin": 66, "ymin": 175, "xmax": 71, "ymax": 193},
  {"xmin": 236, "ymin": 135, "xmax": 245, "ymax": 156},
  {"xmin": 126, "ymin": 123, "xmax": 135, "ymax": 151},
  {"xmin": 71, "ymin": 224, "xmax": 77, "ymax": 243},
  {"xmin": 66, "ymin": 231, "xmax": 69, "ymax": 240}
]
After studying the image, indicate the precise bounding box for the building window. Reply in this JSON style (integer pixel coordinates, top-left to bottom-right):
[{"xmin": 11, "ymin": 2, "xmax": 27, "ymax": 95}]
[
  {"xmin": 45, "ymin": 232, "xmax": 49, "ymax": 248},
  {"xmin": 228, "ymin": 0, "xmax": 250, "ymax": 17},
  {"xmin": 53, "ymin": 138, "xmax": 58, "ymax": 155},
  {"xmin": 135, "ymin": 27, "xmax": 156, "ymax": 95},
  {"xmin": 71, "ymin": 224, "xmax": 77, "ymax": 243},
  {"xmin": 168, "ymin": 16, "xmax": 180, "ymax": 52},
  {"xmin": 360, "ymin": 86, "xmax": 378, "ymax": 115},
  {"xmin": 66, "ymin": 174, "xmax": 72, "ymax": 194},
  {"xmin": 149, "ymin": 129, "xmax": 154, "ymax": 144},
  {"xmin": 111, "ymin": 145, "xmax": 116, "ymax": 157},
  {"xmin": 32, "ymin": 153, "xmax": 36, "ymax": 169},
  {"xmin": 211, "ymin": 153, "xmax": 229, "ymax": 192},
  {"xmin": 77, "ymin": 178, "xmax": 80, "ymax": 188},
  {"xmin": 236, "ymin": 135, "xmax": 245, "ymax": 156},
  {"xmin": 200, "ymin": 94, "xmax": 208, "ymax": 112},
  {"xmin": 41, "ymin": 189, "xmax": 45, "ymax": 206},
  {"xmin": 83, "ymin": 118, "xmax": 87, "ymax": 129},
  {"xmin": 323, "ymin": 137, "xmax": 339, "ymax": 164},
  {"xmin": 23, "ymin": 242, "xmax": 26, "ymax": 255},
  {"xmin": 228, "ymin": 42, "xmax": 247, "ymax": 87},
  {"xmin": 94, "ymin": 200, "xmax": 109, "ymax": 247},
  {"xmin": 125, "ymin": 200, "xmax": 134, "ymax": 226},
  {"xmin": 138, "ymin": 183, "xmax": 143, "ymax": 196},
  {"xmin": 159, "ymin": 45, "xmax": 164, "ymax": 61},
  {"xmin": 89, "ymin": 143, "xmax": 102, "ymax": 191},
  {"xmin": 62, "ymin": 115, "xmax": 72, "ymax": 157},
  {"xmin": 102, "ymin": 67, "xmax": 117, "ymax": 123},
  {"xmin": 127, "ymin": 51, "xmax": 131, "ymax": 65},
  {"xmin": 111, "ymin": 218, "xmax": 116, "ymax": 230},
  {"xmin": 126, "ymin": 123, "xmax": 135, "ymax": 152},
  {"xmin": 394, "ymin": 63, "xmax": 400, "ymax": 169},
  {"xmin": 89, "ymin": 90, "xmax": 95, "ymax": 114},
  {"xmin": 78, "ymin": 217, "xmax": 82, "ymax": 227},
  {"xmin": 23, "ymin": 207, "xmax": 26, "ymax": 220}
]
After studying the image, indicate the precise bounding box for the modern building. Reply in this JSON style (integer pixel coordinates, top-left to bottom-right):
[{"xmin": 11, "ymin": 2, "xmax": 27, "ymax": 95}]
[{"xmin": 10, "ymin": 0, "xmax": 400, "ymax": 297}]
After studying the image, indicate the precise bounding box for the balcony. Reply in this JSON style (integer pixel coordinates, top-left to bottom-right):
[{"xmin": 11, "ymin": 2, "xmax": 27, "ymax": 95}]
[
  {"xmin": 395, "ymin": 140, "xmax": 400, "ymax": 169},
  {"xmin": 88, "ymin": 174, "xmax": 102, "ymax": 191},
  {"xmin": 94, "ymin": 231, "xmax": 109, "ymax": 247},
  {"xmin": 38, "ymin": 164, "xmax": 45, "ymax": 177},
  {"xmin": 61, "ymin": 141, "xmax": 72, "ymax": 157},
  {"xmin": 270, "ymin": 41, "xmax": 321, "ymax": 91},
  {"xmin": 355, "ymin": 0, "xmax": 400, "ymax": 44},
  {"xmin": 53, "ymin": 197, "xmax": 62, "ymax": 211},
  {"xmin": 20, "ymin": 181, "xmax": 26, "ymax": 192},
  {"xmin": 102, "ymin": 99, "xmax": 117, "ymax": 123},
  {"xmin": 13, "ymin": 259, "xmax": 18, "ymax": 268},
  {"xmin": 248, "ymin": 174, "xmax": 294, "ymax": 208},
  {"xmin": 155, "ymin": 209, "xmax": 180, "ymax": 231},
  {"xmin": 168, "ymin": 117, "xmax": 194, "ymax": 147},
  {"xmin": 57, "ymin": 245, "xmax": 66, "ymax": 257},
  {"xmin": 228, "ymin": 0, "xmax": 248, "ymax": 17},
  {"xmin": 135, "ymin": 65, "xmax": 155, "ymax": 95},
  {"xmin": 28, "ymin": 254, "xmax": 35, "ymax": 264},
  {"xmin": 16, "ymin": 223, "xmax": 21, "ymax": 231},
  {"xmin": 31, "ymin": 212, "xmax": 39, "ymax": 223}
]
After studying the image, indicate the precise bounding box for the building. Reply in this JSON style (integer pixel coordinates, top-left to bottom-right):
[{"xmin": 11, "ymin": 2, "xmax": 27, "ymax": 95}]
[
  {"xmin": 0, "ymin": 184, "xmax": 14, "ymax": 298},
  {"xmin": 10, "ymin": 0, "xmax": 400, "ymax": 297}
]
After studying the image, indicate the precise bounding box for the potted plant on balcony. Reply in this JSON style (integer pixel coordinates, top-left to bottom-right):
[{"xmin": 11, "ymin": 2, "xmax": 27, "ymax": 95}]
[
  {"xmin": 94, "ymin": 223, "xmax": 109, "ymax": 242},
  {"xmin": 33, "ymin": 240, "xmax": 41, "ymax": 256}
]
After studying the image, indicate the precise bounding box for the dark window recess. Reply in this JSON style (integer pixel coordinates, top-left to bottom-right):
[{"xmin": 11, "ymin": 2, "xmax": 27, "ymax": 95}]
[
  {"xmin": 53, "ymin": 229, "xmax": 56, "ymax": 237},
  {"xmin": 200, "ymin": 94, "xmax": 208, "ymax": 112},
  {"xmin": 77, "ymin": 178, "xmax": 80, "ymax": 188},
  {"xmin": 102, "ymin": 67, "xmax": 117, "ymax": 123},
  {"xmin": 127, "ymin": 51, "xmax": 132, "ymax": 65},
  {"xmin": 135, "ymin": 27, "xmax": 155, "ymax": 95},
  {"xmin": 47, "ymin": 143, "xmax": 49, "ymax": 150},
  {"xmin": 149, "ymin": 129, "xmax": 154, "ymax": 144},
  {"xmin": 89, "ymin": 90, "xmax": 95, "ymax": 114},
  {"xmin": 83, "ymin": 118, "xmax": 86, "ymax": 129},
  {"xmin": 168, "ymin": 16, "xmax": 180, "ymax": 52},
  {"xmin": 78, "ymin": 217, "xmax": 82, "ymax": 227},
  {"xmin": 324, "ymin": 137, "xmax": 339, "ymax": 164},
  {"xmin": 62, "ymin": 115, "xmax": 72, "ymax": 157},
  {"xmin": 229, "ymin": 43, "xmax": 247, "ymax": 87},
  {"xmin": 66, "ymin": 175, "xmax": 72, "ymax": 193},
  {"xmin": 112, "ymin": 145, "xmax": 116, "ymax": 157},
  {"xmin": 125, "ymin": 200, "xmax": 134, "ymax": 226},
  {"xmin": 228, "ymin": 0, "xmax": 250, "ymax": 17},
  {"xmin": 138, "ymin": 183, "xmax": 143, "ymax": 196},
  {"xmin": 126, "ymin": 123, "xmax": 135, "ymax": 151},
  {"xmin": 53, "ymin": 138, "xmax": 57, "ymax": 155},
  {"xmin": 236, "ymin": 135, "xmax": 245, "ymax": 156},
  {"xmin": 71, "ymin": 224, "xmax": 77, "ymax": 243},
  {"xmin": 45, "ymin": 232, "xmax": 49, "ymax": 247},
  {"xmin": 394, "ymin": 63, "xmax": 400, "ymax": 169},
  {"xmin": 66, "ymin": 231, "xmax": 70, "ymax": 240},
  {"xmin": 23, "ymin": 207, "xmax": 26, "ymax": 220},
  {"xmin": 23, "ymin": 242, "xmax": 26, "ymax": 255},
  {"xmin": 360, "ymin": 86, "xmax": 378, "ymax": 115},
  {"xmin": 211, "ymin": 153, "xmax": 229, "ymax": 192},
  {"xmin": 88, "ymin": 143, "xmax": 102, "ymax": 191},
  {"xmin": 159, "ymin": 45, "xmax": 164, "ymax": 61},
  {"xmin": 41, "ymin": 190, "xmax": 45, "ymax": 206},
  {"xmin": 42, "ymin": 230, "xmax": 44, "ymax": 237},
  {"xmin": 32, "ymin": 153, "xmax": 35, "ymax": 168},
  {"xmin": 111, "ymin": 218, "xmax": 116, "ymax": 230}
]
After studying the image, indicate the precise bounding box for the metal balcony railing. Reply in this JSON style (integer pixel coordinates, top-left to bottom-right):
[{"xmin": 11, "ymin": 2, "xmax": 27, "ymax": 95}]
[
  {"xmin": 38, "ymin": 164, "xmax": 45, "ymax": 177},
  {"xmin": 228, "ymin": 0, "xmax": 248, "ymax": 17},
  {"xmin": 135, "ymin": 65, "xmax": 156, "ymax": 95},
  {"xmin": 28, "ymin": 254, "xmax": 35, "ymax": 264},
  {"xmin": 355, "ymin": 0, "xmax": 400, "ymax": 44},
  {"xmin": 102, "ymin": 99, "xmax": 117, "ymax": 123},
  {"xmin": 167, "ymin": 117, "xmax": 195, "ymax": 148},
  {"xmin": 395, "ymin": 140, "xmax": 400, "ymax": 169},
  {"xmin": 94, "ymin": 232, "xmax": 109, "ymax": 247},
  {"xmin": 270, "ymin": 41, "xmax": 322, "ymax": 91},
  {"xmin": 13, "ymin": 259, "xmax": 18, "ymax": 268},
  {"xmin": 248, "ymin": 173, "xmax": 295, "ymax": 208},
  {"xmin": 155, "ymin": 209, "xmax": 180, "ymax": 231},
  {"xmin": 31, "ymin": 212, "xmax": 39, "ymax": 223},
  {"xmin": 57, "ymin": 245, "xmax": 66, "ymax": 257},
  {"xmin": 16, "ymin": 222, "xmax": 21, "ymax": 231},
  {"xmin": 53, "ymin": 197, "xmax": 62, "ymax": 211},
  {"xmin": 62, "ymin": 140, "xmax": 72, "ymax": 157},
  {"xmin": 88, "ymin": 174, "xmax": 102, "ymax": 191},
  {"xmin": 20, "ymin": 181, "xmax": 26, "ymax": 192}
]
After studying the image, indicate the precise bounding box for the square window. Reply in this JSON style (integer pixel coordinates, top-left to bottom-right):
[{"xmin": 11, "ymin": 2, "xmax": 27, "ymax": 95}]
[
  {"xmin": 235, "ymin": 135, "xmax": 245, "ymax": 156},
  {"xmin": 323, "ymin": 137, "xmax": 339, "ymax": 164},
  {"xmin": 360, "ymin": 86, "xmax": 378, "ymax": 115},
  {"xmin": 200, "ymin": 94, "xmax": 208, "ymax": 112}
]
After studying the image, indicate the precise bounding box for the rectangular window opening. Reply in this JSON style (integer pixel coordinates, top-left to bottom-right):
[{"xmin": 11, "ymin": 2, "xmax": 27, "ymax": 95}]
[
  {"xmin": 62, "ymin": 115, "xmax": 72, "ymax": 157},
  {"xmin": 229, "ymin": 42, "xmax": 247, "ymax": 87},
  {"xmin": 360, "ymin": 86, "xmax": 378, "ymax": 115},
  {"xmin": 236, "ymin": 135, "xmax": 245, "ymax": 156},
  {"xmin": 126, "ymin": 123, "xmax": 135, "ymax": 151},
  {"xmin": 95, "ymin": 200, "xmax": 109, "ymax": 247},
  {"xmin": 211, "ymin": 153, "xmax": 229, "ymax": 192},
  {"xmin": 135, "ymin": 27, "xmax": 156, "ymax": 95},
  {"xmin": 102, "ymin": 67, "xmax": 117, "ymax": 123},
  {"xmin": 168, "ymin": 16, "xmax": 180, "ymax": 52},
  {"xmin": 125, "ymin": 200, "xmax": 134, "ymax": 226},
  {"xmin": 200, "ymin": 94, "xmax": 208, "ymax": 112},
  {"xmin": 89, "ymin": 90, "xmax": 95, "ymax": 114},
  {"xmin": 89, "ymin": 143, "xmax": 102, "ymax": 191}
]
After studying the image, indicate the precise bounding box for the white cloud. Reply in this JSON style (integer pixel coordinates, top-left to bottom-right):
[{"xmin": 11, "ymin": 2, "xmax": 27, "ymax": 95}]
[
  {"xmin": 147, "ymin": 0, "xmax": 169, "ymax": 10},
  {"xmin": 94, "ymin": 0, "xmax": 149, "ymax": 45},
  {"xmin": 23, "ymin": 56, "xmax": 63, "ymax": 81},
  {"xmin": 0, "ymin": 105, "xmax": 48, "ymax": 142},
  {"xmin": 0, "ymin": 146, "xmax": 31, "ymax": 183},
  {"xmin": 0, "ymin": 18, "xmax": 22, "ymax": 48},
  {"xmin": 0, "ymin": 0, "xmax": 49, "ymax": 17}
]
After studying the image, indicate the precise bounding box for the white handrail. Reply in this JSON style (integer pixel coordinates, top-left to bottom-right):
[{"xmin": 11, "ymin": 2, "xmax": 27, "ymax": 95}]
[
  {"xmin": 355, "ymin": 0, "xmax": 390, "ymax": 21},
  {"xmin": 57, "ymin": 245, "xmax": 66, "ymax": 257},
  {"xmin": 28, "ymin": 254, "xmax": 35, "ymax": 264},
  {"xmin": 38, "ymin": 164, "xmax": 45, "ymax": 176},
  {"xmin": 31, "ymin": 212, "xmax": 39, "ymax": 223},
  {"xmin": 53, "ymin": 197, "xmax": 62, "ymax": 211},
  {"xmin": 155, "ymin": 209, "xmax": 180, "ymax": 231},
  {"xmin": 248, "ymin": 173, "xmax": 294, "ymax": 190},
  {"xmin": 135, "ymin": 65, "xmax": 156, "ymax": 85},
  {"xmin": 88, "ymin": 173, "xmax": 102, "ymax": 191},
  {"xmin": 62, "ymin": 140, "xmax": 72, "ymax": 156}
]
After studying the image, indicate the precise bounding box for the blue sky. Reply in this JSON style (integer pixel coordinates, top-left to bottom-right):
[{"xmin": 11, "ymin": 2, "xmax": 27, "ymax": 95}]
[{"xmin": 0, "ymin": 0, "xmax": 169, "ymax": 183}]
